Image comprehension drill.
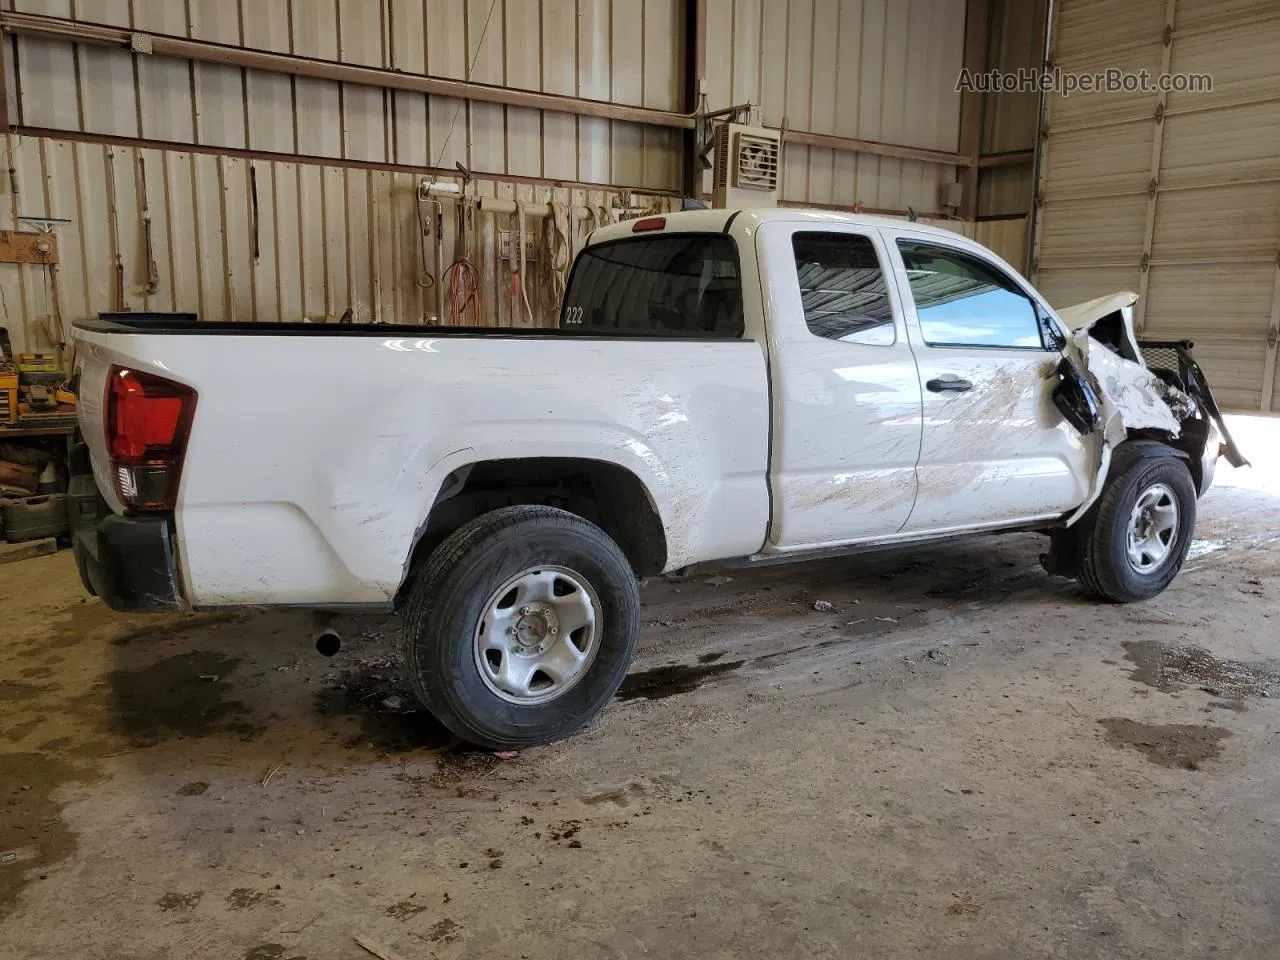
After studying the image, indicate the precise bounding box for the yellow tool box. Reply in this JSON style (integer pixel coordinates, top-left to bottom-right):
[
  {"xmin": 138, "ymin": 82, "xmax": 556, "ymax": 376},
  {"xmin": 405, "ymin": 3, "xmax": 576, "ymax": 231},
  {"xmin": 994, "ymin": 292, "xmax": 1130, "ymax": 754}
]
[
  {"xmin": 0, "ymin": 364, "xmax": 17, "ymax": 423},
  {"xmin": 17, "ymin": 353, "xmax": 59, "ymax": 373}
]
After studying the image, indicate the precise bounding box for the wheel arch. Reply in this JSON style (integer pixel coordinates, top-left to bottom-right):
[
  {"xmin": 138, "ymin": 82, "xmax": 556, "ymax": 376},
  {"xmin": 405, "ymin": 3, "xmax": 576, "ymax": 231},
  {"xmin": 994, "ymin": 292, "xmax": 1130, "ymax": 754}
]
[{"xmin": 399, "ymin": 456, "xmax": 668, "ymax": 598}]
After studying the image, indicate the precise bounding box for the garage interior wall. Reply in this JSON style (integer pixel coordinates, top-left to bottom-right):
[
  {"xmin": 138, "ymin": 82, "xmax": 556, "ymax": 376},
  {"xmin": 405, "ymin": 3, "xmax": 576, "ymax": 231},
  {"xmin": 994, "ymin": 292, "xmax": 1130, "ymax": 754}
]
[
  {"xmin": 972, "ymin": 0, "xmax": 1046, "ymax": 273},
  {"xmin": 1032, "ymin": 0, "xmax": 1280, "ymax": 411},
  {"xmin": 0, "ymin": 0, "xmax": 1000, "ymax": 358},
  {"xmin": 702, "ymin": 0, "xmax": 967, "ymax": 216},
  {"xmin": 0, "ymin": 0, "xmax": 688, "ymax": 355},
  {"xmin": 978, "ymin": 0, "xmax": 1044, "ymax": 219}
]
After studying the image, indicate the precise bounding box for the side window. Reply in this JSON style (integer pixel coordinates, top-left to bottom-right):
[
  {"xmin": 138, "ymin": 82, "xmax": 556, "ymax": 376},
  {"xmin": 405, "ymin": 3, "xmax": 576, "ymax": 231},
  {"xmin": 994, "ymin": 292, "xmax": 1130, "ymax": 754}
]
[
  {"xmin": 896, "ymin": 240, "xmax": 1045, "ymax": 349},
  {"xmin": 792, "ymin": 232, "xmax": 896, "ymax": 346}
]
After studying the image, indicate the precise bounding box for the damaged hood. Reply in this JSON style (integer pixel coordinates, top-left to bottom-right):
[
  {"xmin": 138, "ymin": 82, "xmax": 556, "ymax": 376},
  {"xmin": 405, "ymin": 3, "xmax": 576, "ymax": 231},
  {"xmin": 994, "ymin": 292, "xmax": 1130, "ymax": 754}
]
[
  {"xmin": 1057, "ymin": 291, "xmax": 1139, "ymax": 333},
  {"xmin": 1059, "ymin": 291, "xmax": 1190, "ymax": 437}
]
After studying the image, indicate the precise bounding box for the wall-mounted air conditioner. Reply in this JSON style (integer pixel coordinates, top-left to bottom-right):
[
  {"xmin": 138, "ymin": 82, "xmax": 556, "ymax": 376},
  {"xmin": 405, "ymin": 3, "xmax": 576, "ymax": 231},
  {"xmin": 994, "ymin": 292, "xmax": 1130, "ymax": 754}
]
[{"xmin": 711, "ymin": 122, "xmax": 781, "ymax": 209}]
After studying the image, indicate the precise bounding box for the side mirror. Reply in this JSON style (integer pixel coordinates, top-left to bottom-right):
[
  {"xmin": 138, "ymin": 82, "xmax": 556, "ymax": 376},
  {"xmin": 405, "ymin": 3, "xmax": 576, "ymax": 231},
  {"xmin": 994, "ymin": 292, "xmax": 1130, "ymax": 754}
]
[{"xmin": 1051, "ymin": 358, "xmax": 1100, "ymax": 435}]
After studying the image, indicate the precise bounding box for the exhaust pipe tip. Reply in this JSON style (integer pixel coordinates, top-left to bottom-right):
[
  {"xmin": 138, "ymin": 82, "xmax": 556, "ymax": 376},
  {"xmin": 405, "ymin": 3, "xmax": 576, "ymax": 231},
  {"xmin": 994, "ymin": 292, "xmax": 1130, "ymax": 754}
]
[{"xmin": 315, "ymin": 628, "xmax": 341, "ymax": 658}]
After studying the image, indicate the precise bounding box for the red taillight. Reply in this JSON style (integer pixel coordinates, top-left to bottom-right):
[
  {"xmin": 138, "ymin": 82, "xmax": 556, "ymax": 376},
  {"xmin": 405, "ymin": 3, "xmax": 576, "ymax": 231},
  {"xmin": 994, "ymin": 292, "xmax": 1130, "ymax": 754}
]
[
  {"xmin": 106, "ymin": 366, "xmax": 196, "ymax": 513},
  {"xmin": 632, "ymin": 216, "xmax": 666, "ymax": 233}
]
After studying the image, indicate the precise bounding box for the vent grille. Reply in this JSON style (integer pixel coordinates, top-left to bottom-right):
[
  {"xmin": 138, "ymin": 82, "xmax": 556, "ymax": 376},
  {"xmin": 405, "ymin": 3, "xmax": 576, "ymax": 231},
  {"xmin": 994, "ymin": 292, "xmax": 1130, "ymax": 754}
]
[
  {"xmin": 712, "ymin": 124, "xmax": 731, "ymax": 190},
  {"xmin": 734, "ymin": 133, "xmax": 779, "ymax": 191}
]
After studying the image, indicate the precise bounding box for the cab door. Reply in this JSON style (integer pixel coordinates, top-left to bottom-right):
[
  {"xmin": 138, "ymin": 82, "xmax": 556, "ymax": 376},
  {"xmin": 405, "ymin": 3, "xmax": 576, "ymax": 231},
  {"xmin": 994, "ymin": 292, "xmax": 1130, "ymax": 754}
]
[
  {"xmin": 882, "ymin": 230, "xmax": 1092, "ymax": 533},
  {"xmin": 758, "ymin": 222, "xmax": 922, "ymax": 551}
]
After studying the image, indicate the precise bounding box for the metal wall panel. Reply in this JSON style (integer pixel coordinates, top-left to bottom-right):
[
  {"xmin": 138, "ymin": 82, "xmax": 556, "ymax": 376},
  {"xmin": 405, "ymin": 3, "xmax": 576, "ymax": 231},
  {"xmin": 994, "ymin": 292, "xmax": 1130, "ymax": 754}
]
[
  {"xmin": 977, "ymin": 166, "xmax": 1035, "ymax": 219},
  {"xmin": 1033, "ymin": 0, "xmax": 1280, "ymax": 410},
  {"xmin": 5, "ymin": 0, "xmax": 685, "ymax": 189},
  {"xmin": 983, "ymin": 0, "xmax": 1046, "ymax": 155},
  {"xmin": 975, "ymin": 216, "xmax": 1030, "ymax": 274},
  {"xmin": 0, "ymin": 132, "xmax": 677, "ymax": 357},
  {"xmin": 705, "ymin": 0, "xmax": 967, "ymax": 212}
]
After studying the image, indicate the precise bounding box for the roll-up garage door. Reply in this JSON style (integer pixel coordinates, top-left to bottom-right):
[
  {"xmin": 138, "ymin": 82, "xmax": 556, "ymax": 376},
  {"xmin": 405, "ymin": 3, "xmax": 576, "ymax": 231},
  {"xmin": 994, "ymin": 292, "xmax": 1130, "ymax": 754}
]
[{"xmin": 1031, "ymin": 0, "xmax": 1279, "ymax": 411}]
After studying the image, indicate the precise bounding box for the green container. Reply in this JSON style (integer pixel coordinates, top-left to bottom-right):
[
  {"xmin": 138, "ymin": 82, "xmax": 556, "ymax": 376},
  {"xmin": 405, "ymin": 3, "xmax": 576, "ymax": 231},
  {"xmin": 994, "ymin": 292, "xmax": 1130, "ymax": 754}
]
[{"xmin": 3, "ymin": 494, "xmax": 69, "ymax": 542}]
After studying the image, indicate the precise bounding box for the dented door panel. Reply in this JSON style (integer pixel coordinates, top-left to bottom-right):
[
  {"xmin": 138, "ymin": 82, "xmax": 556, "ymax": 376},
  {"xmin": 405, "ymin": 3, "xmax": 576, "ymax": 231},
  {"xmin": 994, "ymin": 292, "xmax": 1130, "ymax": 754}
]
[
  {"xmin": 881, "ymin": 227, "xmax": 1094, "ymax": 533},
  {"xmin": 902, "ymin": 348, "xmax": 1092, "ymax": 531}
]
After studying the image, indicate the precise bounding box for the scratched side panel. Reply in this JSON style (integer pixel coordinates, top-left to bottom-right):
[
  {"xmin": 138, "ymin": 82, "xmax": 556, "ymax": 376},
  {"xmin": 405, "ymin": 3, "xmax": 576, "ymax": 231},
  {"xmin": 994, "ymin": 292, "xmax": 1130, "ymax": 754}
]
[{"xmin": 144, "ymin": 329, "xmax": 771, "ymax": 603}]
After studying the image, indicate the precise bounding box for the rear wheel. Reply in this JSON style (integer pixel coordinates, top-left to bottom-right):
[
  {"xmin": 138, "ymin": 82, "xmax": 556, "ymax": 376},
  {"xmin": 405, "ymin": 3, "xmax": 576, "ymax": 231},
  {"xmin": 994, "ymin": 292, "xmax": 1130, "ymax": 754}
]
[
  {"xmin": 402, "ymin": 505, "xmax": 640, "ymax": 749},
  {"xmin": 1078, "ymin": 453, "xmax": 1196, "ymax": 602}
]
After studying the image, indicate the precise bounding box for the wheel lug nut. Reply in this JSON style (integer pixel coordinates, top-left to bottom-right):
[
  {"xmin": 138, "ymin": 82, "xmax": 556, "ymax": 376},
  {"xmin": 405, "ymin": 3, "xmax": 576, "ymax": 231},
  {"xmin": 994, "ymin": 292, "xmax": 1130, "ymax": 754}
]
[{"xmin": 520, "ymin": 606, "xmax": 530, "ymax": 615}]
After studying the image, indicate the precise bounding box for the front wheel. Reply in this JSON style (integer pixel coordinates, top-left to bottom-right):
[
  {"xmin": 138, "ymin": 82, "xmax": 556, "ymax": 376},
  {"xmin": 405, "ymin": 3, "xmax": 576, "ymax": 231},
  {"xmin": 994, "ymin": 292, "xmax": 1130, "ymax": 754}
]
[
  {"xmin": 402, "ymin": 505, "xmax": 640, "ymax": 749},
  {"xmin": 1077, "ymin": 453, "xmax": 1196, "ymax": 603}
]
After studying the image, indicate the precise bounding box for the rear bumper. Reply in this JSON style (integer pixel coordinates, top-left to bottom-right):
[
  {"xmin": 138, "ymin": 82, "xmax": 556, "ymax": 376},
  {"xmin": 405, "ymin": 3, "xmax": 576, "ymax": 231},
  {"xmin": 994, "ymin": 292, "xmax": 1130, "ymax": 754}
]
[{"xmin": 73, "ymin": 511, "xmax": 186, "ymax": 613}]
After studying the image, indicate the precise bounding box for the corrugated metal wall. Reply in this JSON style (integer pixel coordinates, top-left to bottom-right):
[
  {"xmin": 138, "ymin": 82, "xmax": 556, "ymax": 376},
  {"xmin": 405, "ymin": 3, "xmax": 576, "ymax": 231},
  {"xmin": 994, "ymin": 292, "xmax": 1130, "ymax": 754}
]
[
  {"xmin": 1032, "ymin": 0, "xmax": 1280, "ymax": 411},
  {"xmin": 5, "ymin": 0, "xmax": 685, "ymax": 188},
  {"xmin": 0, "ymin": 0, "xmax": 991, "ymax": 356},
  {"xmin": 0, "ymin": 132, "xmax": 676, "ymax": 355},
  {"xmin": 703, "ymin": 0, "xmax": 967, "ymax": 213},
  {"xmin": 978, "ymin": 0, "xmax": 1044, "ymax": 219},
  {"xmin": 0, "ymin": 0, "xmax": 687, "ymax": 354}
]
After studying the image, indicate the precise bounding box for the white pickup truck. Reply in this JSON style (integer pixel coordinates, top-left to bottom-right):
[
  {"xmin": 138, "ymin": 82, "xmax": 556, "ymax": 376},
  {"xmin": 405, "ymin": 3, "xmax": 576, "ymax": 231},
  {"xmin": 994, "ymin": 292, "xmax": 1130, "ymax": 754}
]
[{"xmin": 70, "ymin": 208, "xmax": 1244, "ymax": 748}]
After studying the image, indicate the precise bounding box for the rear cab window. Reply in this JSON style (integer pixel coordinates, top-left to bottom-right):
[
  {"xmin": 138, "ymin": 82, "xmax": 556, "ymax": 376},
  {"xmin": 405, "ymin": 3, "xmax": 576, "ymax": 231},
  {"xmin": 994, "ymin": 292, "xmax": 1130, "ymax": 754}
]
[
  {"xmin": 561, "ymin": 234, "xmax": 743, "ymax": 337},
  {"xmin": 792, "ymin": 232, "xmax": 896, "ymax": 346}
]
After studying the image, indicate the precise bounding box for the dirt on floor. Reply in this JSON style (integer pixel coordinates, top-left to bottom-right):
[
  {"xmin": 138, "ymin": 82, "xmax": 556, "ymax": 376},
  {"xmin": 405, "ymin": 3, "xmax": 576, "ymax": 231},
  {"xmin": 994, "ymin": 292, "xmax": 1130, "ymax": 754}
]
[{"xmin": 3, "ymin": 452, "xmax": 1280, "ymax": 959}]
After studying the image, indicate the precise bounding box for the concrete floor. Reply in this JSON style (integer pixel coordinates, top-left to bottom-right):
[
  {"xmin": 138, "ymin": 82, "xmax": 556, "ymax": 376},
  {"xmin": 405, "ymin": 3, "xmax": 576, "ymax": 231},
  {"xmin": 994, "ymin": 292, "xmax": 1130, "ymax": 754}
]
[{"xmin": 3, "ymin": 417, "xmax": 1280, "ymax": 960}]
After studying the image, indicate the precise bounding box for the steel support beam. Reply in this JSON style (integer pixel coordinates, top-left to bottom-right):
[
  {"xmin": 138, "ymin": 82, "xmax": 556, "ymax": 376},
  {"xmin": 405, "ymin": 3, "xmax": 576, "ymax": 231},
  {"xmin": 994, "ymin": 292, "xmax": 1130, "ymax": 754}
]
[
  {"xmin": 2, "ymin": 9, "xmax": 975, "ymax": 174},
  {"xmin": 958, "ymin": 0, "xmax": 991, "ymax": 219},
  {"xmin": 0, "ymin": 10, "xmax": 696, "ymax": 131}
]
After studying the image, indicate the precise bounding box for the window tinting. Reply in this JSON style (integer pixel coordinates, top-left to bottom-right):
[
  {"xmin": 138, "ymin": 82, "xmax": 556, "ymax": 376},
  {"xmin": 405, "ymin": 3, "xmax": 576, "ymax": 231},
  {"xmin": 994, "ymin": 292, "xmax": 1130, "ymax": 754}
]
[
  {"xmin": 792, "ymin": 233, "xmax": 895, "ymax": 346},
  {"xmin": 561, "ymin": 235, "xmax": 743, "ymax": 337},
  {"xmin": 897, "ymin": 241, "xmax": 1043, "ymax": 349}
]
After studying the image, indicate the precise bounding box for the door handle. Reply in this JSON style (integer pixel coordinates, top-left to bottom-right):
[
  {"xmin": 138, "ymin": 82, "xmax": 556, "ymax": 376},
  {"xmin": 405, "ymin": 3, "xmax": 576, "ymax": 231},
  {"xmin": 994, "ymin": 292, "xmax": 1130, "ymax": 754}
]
[{"xmin": 926, "ymin": 376, "xmax": 973, "ymax": 393}]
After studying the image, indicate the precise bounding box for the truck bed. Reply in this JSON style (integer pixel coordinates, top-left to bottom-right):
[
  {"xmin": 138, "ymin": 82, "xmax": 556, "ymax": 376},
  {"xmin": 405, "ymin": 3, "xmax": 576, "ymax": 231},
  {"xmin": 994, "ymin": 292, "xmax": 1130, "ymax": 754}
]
[{"xmin": 73, "ymin": 317, "xmax": 772, "ymax": 607}]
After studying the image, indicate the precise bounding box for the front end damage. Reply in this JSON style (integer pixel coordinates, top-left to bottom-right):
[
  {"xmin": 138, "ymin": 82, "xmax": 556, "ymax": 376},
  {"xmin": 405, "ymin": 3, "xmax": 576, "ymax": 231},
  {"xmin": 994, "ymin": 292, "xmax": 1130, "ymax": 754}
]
[{"xmin": 1049, "ymin": 291, "xmax": 1247, "ymax": 528}]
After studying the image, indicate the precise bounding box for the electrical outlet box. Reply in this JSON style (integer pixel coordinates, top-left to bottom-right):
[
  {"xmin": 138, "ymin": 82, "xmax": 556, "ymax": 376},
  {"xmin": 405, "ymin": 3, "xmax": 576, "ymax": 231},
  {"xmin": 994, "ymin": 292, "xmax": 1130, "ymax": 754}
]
[{"xmin": 498, "ymin": 230, "xmax": 538, "ymax": 262}]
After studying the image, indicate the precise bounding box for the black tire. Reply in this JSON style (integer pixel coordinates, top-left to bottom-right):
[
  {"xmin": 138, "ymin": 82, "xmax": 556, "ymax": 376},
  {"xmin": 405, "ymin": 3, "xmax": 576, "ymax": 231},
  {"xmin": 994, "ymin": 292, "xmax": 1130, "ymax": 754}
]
[
  {"xmin": 402, "ymin": 505, "xmax": 640, "ymax": 750},
  {"xmin": 1077, "ymin": 453, "xmax": 1196, "ymax": 603}
]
